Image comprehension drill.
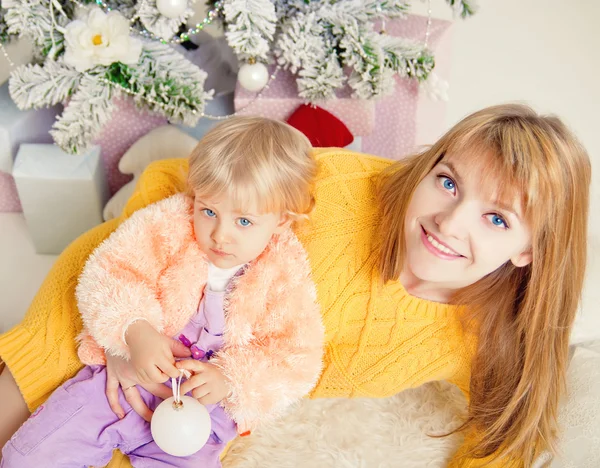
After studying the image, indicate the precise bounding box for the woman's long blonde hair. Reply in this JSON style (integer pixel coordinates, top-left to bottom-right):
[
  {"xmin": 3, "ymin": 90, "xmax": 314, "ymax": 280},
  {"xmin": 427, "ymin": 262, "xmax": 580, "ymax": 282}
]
[{"xmin": 378, "ymin": 104, "xmax": 591, "ymax": 464}]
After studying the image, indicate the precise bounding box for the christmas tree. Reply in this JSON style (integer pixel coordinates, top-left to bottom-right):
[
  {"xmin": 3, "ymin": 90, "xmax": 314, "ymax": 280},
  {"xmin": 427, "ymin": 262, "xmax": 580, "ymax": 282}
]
[{"xmin": 1, "ymin": 0, "xmax": 476, "ymax": 154}]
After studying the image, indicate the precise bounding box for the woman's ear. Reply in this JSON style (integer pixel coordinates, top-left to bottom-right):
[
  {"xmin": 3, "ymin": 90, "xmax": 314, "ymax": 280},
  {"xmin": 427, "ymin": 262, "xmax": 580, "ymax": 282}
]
[{"xmin": 511, "ymin": 249, "xmax": 533, "ymax": 268}]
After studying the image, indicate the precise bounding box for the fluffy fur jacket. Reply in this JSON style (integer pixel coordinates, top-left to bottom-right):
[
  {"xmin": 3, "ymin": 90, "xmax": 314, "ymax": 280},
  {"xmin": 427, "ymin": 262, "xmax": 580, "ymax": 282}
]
[{"xmin": 74, "ymin": 193, "xmax": 324, "ymax": 434}]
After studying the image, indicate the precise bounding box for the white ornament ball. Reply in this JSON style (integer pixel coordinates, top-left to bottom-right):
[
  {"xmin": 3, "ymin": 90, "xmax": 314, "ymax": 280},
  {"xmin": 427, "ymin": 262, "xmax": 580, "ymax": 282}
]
[
  {"xmin": 238, "ymin": 62, "xmax": 269, "ymax": 92},
  {"xmin": 156, "ymin": 0, "xmax": 188, "ymax": 19},
  {"xmin": 151, "ymin": 396, "xmax": 212, "ymax": 457}
]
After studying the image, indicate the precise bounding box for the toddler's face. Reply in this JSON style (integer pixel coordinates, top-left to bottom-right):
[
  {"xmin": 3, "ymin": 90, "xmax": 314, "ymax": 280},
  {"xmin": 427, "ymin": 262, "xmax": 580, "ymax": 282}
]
[
  {"xmin": 193, "ymin": 191, "xmax": 289, "ymax": 269},
  {"xmin": 401, "ymin": 152, "xmax": 532, "ymax": 300}
]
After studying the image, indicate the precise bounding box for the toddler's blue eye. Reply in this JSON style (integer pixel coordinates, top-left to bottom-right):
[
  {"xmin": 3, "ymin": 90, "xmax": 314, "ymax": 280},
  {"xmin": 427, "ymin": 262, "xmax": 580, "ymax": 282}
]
[
  {"xmin": 203, "ymin": 209, "xmax": 216, "ymax": 217},
  {"xmin": 238, "ymin": 218, "xmax": 252, "ymax": 227}
]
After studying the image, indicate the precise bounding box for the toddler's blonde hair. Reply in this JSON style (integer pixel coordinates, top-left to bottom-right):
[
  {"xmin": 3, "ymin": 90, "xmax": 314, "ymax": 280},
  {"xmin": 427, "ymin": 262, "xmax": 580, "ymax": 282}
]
[{"xmin": 187, "ymin": 116, "xmax": 316, "ymax": 221}]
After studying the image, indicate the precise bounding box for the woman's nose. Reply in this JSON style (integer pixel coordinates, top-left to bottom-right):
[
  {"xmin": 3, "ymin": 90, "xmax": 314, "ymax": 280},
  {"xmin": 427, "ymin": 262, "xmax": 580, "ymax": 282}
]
[{"xmin": 434, "ymin": 203, "xmax": 469, "ymax": 239}]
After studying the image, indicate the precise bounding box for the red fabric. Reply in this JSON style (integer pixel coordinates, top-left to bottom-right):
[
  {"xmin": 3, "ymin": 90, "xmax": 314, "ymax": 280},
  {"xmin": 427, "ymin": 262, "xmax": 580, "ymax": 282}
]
[{"xmin": 286, "ymin": 104, "xmax": 354, "ymax": 148}]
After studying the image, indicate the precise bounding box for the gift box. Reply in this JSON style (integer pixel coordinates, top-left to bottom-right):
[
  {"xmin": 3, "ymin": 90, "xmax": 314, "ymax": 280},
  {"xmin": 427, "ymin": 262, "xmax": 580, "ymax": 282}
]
[
  {"xmin": 0, "ymin": 171, "xmax": 21, "ymax": 212},
  {"xmin": 234, "ymin": 15, "xmax": 452, "ymax": 159},
  {"xmin": 0, "ymin": 81, "xmax": 63, "ymax": 212},
  {"xmin": 13, "ymin": 144, "xmax": 109, "ymax": 254},
  {"xmin": 92, "ymin": 97, "xmax": 167, "ymax": 196},
  {"xmin": 362, "ymin": 15, "xmax": 453, "ymax": 159},
  {"xmin": 234, "ymin": 69, "xmax": 376, "ymax": 138}
]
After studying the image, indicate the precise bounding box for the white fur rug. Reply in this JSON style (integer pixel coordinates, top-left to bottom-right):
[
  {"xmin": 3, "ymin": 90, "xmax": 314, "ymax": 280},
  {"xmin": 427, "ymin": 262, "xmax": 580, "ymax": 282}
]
[
  {"xmin": 221, "ymin": 345, "xmax": 600, "ymax": 468},
  {"xmin": 222, "ymin": 382, "xmax": 467, "ymax": 468}
]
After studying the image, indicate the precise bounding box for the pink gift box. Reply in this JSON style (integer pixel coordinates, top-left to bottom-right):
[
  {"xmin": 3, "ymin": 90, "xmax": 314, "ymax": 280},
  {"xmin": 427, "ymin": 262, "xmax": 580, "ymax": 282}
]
[
  {"xmin": 0, "ymin": 171, "xmax": 21, "ymax": 212},
  {"xmin": 93, "ymin": 97, "xmax": 167, "ymax": 195},
  {"xmin": 234, "ymin": 69, "xmax": 376, "ymax": 137},
  {"xmin": 363, "ymin": 16, "xmax": 452, "ymax": 159},
  {"xmin": 234, "ymin": 14, "xmax": 452, "ymax": 159}
]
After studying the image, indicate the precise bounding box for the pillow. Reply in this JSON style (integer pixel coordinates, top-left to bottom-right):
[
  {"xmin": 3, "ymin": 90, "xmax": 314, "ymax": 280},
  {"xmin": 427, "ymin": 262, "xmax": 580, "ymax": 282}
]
[{"xmin": 103, "ymin": 125, "xmax": 198, "ymax": 220}]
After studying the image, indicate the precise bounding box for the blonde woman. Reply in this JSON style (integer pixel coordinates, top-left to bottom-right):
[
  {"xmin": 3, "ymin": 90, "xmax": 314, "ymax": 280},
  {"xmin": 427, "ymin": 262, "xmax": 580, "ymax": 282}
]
[{"xmin": 375, "ymin": 104, "xmax": 590, "ymax": 465}]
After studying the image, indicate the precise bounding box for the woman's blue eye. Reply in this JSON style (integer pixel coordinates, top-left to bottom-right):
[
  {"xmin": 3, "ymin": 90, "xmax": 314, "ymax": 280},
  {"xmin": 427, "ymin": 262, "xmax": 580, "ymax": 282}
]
[
  {"xmin": 237, "ymin": 218, "xmax": 252, "ymax": 227},
  {"xmin": 489, "ymin": 214, "xmax": 508, "ymax": 229},
  {"xmin": 203, "ymin": 209, "xmax": 216, "ymax": 217},
  {"xmin": 439, "ymin": 176, "xmax": 456, "ymax": 192}
]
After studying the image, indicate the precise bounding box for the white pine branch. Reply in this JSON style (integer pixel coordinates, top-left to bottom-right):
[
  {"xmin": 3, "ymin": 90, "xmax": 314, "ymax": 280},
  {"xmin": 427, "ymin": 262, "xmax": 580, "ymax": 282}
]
[
  {"xmin": 297, "ymin": 54, "xmax": 346, "ymax": 101},
  {"xmin": 274, "ymin": 12, "xmax": 325, "ymax": 73},
  {"xmin": 378, "ymin": 34, "xmax": 435, "ymax": 81},
  {"xmin": 445, "ymin": 0, "xmax": 478, "ymax": 18},
  {"xmin": 8, "ymin": 60, "xmax": 81, "ymax": 109},
  {"xmin": 137, "ymin": 0, "xmax": 194, "ymax": 40},
  {"xmin": 339, "ymin": 28, "xmax": 396, "ymax": 99},
  {"xmin": 0, "ymin": 7, "xmax": 11, "ymax": 43},
  {"xmin": 121, "ymin": 42, "xmax": 213, "ymax": 125},
  {"xmin": 325, "ymin": 0, "xmax": 410, "ymax": 24},
  {"xmin": 3, "ymin": 0, "xmax": 68, "ymax": 56},
  {"xmin": 223, "ymin": 0, "xmax": 276, "ymax": 61},
  {"xmin": 272, "ymin": 0, "xmax": 439, "ymax": 101},
  {"xmin": 271, "ymin": 0, "xmax": 314, "ymax": 20},
  {"xmin": 103, "ymin": 0, "xmax": 138, "ymax": 20},
  {"xmin": 50, "ymin": 74, "xmax": 116, "ymax": 154}
]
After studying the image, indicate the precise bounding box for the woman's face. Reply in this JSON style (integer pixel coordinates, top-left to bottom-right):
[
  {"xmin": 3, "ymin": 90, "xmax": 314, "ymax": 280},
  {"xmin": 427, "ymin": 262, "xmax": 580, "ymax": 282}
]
[{"xmin": 401, "ymin": 152, "xmax": 532, "ymax": 300}]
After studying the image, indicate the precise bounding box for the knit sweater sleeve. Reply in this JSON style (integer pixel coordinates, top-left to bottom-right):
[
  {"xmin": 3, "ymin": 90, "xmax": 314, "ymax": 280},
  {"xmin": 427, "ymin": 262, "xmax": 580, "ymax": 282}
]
[
  {"xmin": 0, "ymin": 158, "xmax": 188, "ymax": 412},
  {"xmin": 0, "ymin": 219, "xmax": 119, "ymax": 410}
]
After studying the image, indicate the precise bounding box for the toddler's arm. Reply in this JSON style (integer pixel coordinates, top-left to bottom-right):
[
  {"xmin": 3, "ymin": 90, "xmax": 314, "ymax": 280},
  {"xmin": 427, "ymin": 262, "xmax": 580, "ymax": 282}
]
[{"xmin": 76, "ymin": 195, "xmax": 192, "ymax": 363}]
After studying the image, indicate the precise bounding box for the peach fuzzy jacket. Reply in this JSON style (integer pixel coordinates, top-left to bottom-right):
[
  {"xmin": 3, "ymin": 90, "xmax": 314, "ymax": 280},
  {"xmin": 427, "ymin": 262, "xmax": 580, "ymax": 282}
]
[{"xmin": 74, "ymin": 193, "xmax": 325, "ymax": 434}]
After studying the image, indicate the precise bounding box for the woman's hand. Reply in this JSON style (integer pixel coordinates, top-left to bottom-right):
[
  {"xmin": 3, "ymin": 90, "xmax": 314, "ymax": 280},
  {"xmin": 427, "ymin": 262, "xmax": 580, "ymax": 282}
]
[
  {"xmin": 176, "ymin": 360, "xmax": 231, "ymax": 405},
  {"xmin": 125, "ymin": 321, "xmax": 185, "ymax": 385},
  {"xmin": 105, "ymin": 338, "xmax": 191, "ymax": 421}
]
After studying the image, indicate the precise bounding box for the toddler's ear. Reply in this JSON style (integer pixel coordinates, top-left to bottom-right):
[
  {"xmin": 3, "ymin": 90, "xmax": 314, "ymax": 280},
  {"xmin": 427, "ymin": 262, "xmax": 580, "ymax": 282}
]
[{"xmin": 274, "ymin": 213, "xmax": 293, "ymax": 233}]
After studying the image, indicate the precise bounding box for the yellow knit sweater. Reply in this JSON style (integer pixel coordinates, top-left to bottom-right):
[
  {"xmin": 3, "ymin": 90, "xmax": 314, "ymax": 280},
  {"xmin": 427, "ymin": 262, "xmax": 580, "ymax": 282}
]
[{"xmin": 0, "ymin": 149, "xmax": 516, "ymax": 467}]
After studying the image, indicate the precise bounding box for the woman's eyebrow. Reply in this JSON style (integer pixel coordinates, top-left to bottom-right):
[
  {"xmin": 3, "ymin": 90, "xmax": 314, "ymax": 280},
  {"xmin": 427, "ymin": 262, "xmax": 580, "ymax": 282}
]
[
  {"xmin": 493, "ymin": 200, "xmax": 521, "ymax": 221},
  {"xmin": 439, "ymin": 161, "xmax": 463, "ymax": 186}
]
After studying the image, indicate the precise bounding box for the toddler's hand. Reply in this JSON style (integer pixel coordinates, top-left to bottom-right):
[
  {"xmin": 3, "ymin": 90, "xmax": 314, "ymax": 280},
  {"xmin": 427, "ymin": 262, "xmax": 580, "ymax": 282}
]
[
  {"xmin": 176, "ymin": 359, "xmax": 230, "ymax": 405},
  {"xmin": 125, "ymin": 321, "xmax": 187, "ymax": 384}
]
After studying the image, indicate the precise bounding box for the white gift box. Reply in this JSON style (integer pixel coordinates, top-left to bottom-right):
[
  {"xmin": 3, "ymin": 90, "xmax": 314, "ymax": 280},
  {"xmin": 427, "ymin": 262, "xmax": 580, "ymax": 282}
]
[{"xmin": 13, "ymin": 144, "xmax": 109, "ymax": 254}]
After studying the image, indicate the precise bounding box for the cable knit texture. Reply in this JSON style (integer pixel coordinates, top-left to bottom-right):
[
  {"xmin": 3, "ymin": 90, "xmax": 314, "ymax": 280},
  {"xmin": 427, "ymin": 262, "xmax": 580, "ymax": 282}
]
[{"xmin": 0, "ymin": 149, "xmax": 510, "ymax": 467}]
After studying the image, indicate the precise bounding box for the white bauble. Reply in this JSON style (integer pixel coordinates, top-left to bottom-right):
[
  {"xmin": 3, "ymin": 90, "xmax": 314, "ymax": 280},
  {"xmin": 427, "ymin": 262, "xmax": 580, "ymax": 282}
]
[
  {"xmin": 156, "ymin": 0, "xmax": 188, "ymax": 19},
  {"xmin": 238, "ymin": 62, "xmax": 269, "ymax": 92},
  {"xmin": 151, "ymin": 396, "xmax": 212, "ymax": 457}
]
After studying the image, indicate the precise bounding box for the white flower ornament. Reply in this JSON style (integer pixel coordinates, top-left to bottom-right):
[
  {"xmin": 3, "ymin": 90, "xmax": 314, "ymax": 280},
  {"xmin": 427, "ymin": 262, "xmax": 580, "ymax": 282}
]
[{"xmin": 64, "ymin": 7, "xmax": 142, "ymax": 72}]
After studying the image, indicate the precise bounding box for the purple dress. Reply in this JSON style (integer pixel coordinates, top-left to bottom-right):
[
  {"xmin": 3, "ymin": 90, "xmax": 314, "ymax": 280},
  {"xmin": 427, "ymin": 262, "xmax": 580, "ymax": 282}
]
[{"xmin": 1, "ymin": 289, "xmax": 237, "ymax": 468}]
